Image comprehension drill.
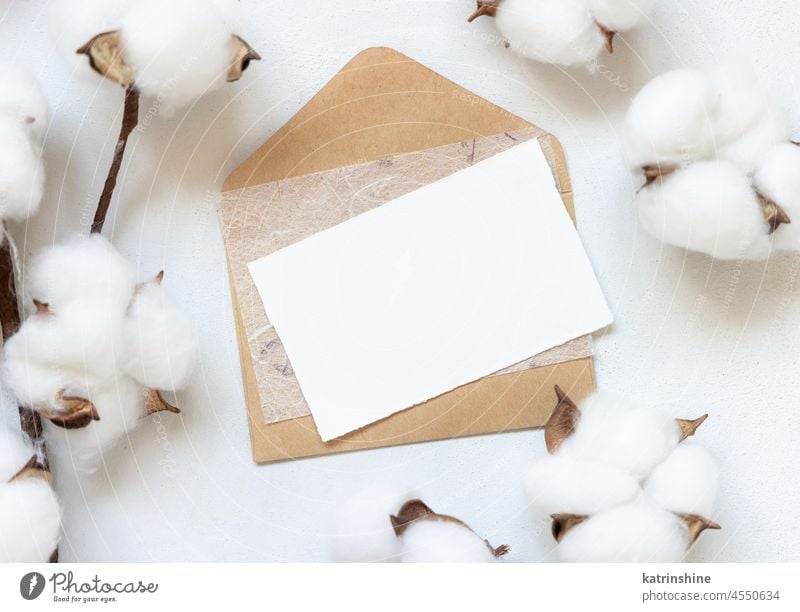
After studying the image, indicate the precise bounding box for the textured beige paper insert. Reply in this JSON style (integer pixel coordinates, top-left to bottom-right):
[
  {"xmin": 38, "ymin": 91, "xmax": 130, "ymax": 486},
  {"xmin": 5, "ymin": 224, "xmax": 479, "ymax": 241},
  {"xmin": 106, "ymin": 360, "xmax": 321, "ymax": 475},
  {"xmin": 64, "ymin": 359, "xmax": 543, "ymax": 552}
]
[{"xmin": 220, "ymin": 129, "xmax": 592, "ymax": 424}]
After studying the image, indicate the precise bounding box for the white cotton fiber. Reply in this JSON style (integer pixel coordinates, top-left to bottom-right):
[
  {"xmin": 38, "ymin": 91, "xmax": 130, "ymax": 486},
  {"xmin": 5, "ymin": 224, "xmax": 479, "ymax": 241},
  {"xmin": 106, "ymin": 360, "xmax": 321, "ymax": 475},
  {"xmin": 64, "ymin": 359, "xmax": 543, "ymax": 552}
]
[
  {"xmin": 27, "ymin": 234, "xmax": 136, "ymax": 311},
  {"xmin": 558, "ymin": 498, "xmax": 688, "ymax": 562},
  {"xmin": 206, "ymin": 0, "xmax": 243, "ymax": 27},
  {"xmin": 0, "ymin": 430, "xmax": 56, "ymax": 564},
  {"xmin": 330, "ymin": 485, "xmax": 415, "ymax": 562},
  {"xmin": 0, "ymin": 425, "xmax": 34, "ymax": 482},
  {"xmin": 2, "ymin": 331, "xmax": 71, "ymax": 411},
  {"xmin": 5, "ymin": 303, "xmax": 128, "ymax": 389},
  {"xmin": 0, "ymin": 118, "xmax": 45, "ymax": 222},
  {"xmin": 495, "ymin": 0, "xmax": 605, "ymax": 68},
  {"xmin": 754, "ymin": 143, "xmax": 800, "ymax": 252},
  {"xmin": 2, "ymin": 358, "xmax": 70, "ymax": 413},
  {"xmin": 636, "ymin": 161, "xmax": 771, "ymax": 260},
  {"xmin": 624, "ymin": 68, "xmax": 718, "ymax": 168},
  {"xmin": 588, "ymin": 0, "xmax": 654, "ymax": 32},
  {"xmin": 710, "ymin": 66, "xmax": 786, "ymax": 156},
  {"xmin": 47, "ymin": 305, "xmax": 129, "ymax": 383},
  {"xmin": 716, "ymin": 107, "xmax": 788, "ymax": 174},
  {"xmin": 0, "ymin": 64, "xmax": 49, "ymax": 141},
  {"xmin": 123, "ymin": 281, "xmax": 197, "ymax": 391},
  {"xmin": 120, "ymin": 0, "xmax": 238, "ymax": 114},
  {"xmin": 524, "ymin": 453, "xmax": 638, "ymax": 515},
  {"xmin": 46, "ymin": 376, "xmax": 145, "ymax": 474},
  {"xmin": 559, "ymin": 391, "xmax": 681, "ymax": 478},
  {"xmin": 755, "ymin": 143, "xmax": 800, "ymax": 213},
  {"xmin": 645, "ymin": 444, "xmax": 719, "ymax": 517},
  {"xmin": 399, "ymin": 519, "xmax": 497, "ymax": 563},
  {"xmin": 48, "ymin": 0, "xmax": 133, "ymax": 80},
  {"xmin": 0, "ymin": 63, "xmax": 49, "ymax": 141},
  {"xmin": 0, "ymin": 478, "xmax": 61, "ymax": 562},
  {"xmin": 0, "ymin": 65, "xmax": 46, "ymax": 223}
]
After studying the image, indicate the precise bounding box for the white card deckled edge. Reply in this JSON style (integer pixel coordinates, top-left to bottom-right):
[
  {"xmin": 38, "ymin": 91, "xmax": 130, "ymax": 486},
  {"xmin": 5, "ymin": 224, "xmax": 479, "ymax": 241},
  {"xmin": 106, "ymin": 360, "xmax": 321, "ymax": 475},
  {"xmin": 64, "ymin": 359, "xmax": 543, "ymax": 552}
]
[{"xmin": 248, "ymin": 140, "xmax": 613, "ymax": 441}]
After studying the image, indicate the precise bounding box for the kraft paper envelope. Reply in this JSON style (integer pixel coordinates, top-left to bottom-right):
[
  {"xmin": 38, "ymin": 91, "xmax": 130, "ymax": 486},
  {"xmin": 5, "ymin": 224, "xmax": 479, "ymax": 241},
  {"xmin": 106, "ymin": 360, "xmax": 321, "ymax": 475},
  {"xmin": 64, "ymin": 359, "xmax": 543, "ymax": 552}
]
[{"xmin": 221, "ymin": 47, "xmax": 599, "ymax": 463}]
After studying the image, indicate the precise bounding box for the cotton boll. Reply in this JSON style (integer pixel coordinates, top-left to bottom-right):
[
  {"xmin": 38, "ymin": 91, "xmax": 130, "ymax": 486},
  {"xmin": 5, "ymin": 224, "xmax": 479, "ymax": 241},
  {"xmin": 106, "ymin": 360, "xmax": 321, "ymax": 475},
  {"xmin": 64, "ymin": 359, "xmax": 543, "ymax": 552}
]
[
  {"xmin": 48, "ymin": 0, "xmax": 132, "ymax": 81},
  {"xmin": 560, "ymin": 392, "xmax": 681, "ymax": 478},
  {"xmin": 0, "ymin": 64, "xmax": 49, "ymax": 141},
  {"xmin": 330, "ymin": 485, "xmax": 416, "ymax": 562},
  {"xmin": 0, "ymin": 425, "xmax": 34, "ymax": 482},
  {"xmin": 588, "ymin": 0, "xmax": 654, "ymax": 32},
  {"xmin": 2, "ymin": 357, "xmax": 69, "ymax": 413},
  {"xmin": 27, "ymin": 234, "xmax": 136, "ymax": 311},
  {"xmin": 645, "ymin": 444, "xmax": 718, "ymax": 517},
  {"xmin": 46, "ymin": 377, "xmax": 145, "ymax": 474},
  {"xmin": 0, "ymin": 118, "xmax": 45, "ymax": 222},
  {"xmin": 754, "ymin": 143, "xmax": 800, "ymax": 251},
  {"xmin": 624, "ymin": 68, "xmax": 718, "ymax": 168},
  {"xmin": 636, "ymin": 161, "xmax": 771, "ymax": 260},
  {"xmin": 399, "ymin": 520, "xmax": 497, "ymax": 563},
  {"xmin": 558, "ymin": 499, "xmax": 688, "ymax": 562},
  {"xmin": 0, "ymin": 478, "xmax": 61, "ymax": 562},
  {"xmin": 123, "ymin": 281, "xmax": 197, "ymax": 391},
  {"xmin": 495, "ymin": 0, "xmax": 605, "ymax": 68},
  {"xmin": 120, "ymin": 0, "xmax": 238, "ymax": 115},
  {"xmin": 524, "ymin": 453, "xmax": 638, "ymax": 515}
]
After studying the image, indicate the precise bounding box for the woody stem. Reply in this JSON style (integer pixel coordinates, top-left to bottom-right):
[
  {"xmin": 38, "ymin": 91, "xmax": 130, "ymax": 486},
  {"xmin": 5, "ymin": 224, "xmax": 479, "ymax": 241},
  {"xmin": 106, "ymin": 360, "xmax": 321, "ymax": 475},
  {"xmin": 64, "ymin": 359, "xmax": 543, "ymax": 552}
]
[
  {"xmin": 0, "ymin": 231, "xmax": 48, "ymax": 467},
  {"xmin": 91, "ymin": 85, "xmax": 140, "ymax": 234}
]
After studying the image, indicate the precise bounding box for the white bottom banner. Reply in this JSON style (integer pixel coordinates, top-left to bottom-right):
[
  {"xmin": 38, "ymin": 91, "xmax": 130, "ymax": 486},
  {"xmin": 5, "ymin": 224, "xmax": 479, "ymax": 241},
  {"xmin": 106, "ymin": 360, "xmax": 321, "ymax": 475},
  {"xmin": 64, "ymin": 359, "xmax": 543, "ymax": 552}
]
[{"xmin": 0, "ymin": 564, "xmax": 796, "ymax": 611}]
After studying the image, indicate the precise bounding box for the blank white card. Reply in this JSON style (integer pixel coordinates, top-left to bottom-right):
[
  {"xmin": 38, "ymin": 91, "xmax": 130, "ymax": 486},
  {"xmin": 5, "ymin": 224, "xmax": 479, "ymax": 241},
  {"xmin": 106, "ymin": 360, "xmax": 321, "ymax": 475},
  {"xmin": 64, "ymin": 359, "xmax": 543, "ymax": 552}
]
[{"xmin": 248, "ymin": 140, "xmax": 613, "ymax": 441}]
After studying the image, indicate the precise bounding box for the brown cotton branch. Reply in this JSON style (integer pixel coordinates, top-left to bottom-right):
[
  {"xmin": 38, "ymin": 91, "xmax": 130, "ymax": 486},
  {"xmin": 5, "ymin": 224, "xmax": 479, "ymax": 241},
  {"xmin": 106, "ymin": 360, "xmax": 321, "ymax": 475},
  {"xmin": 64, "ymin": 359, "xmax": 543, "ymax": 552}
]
[
  {"xmin": 79, "ymin": 29, "xmax": 259, "ymax": 234},
  {"xmin": 0, "ymin": 236, "xmax": 19, "ymax": 339},
  {"xmin": 91, "ymin": 85, "xmax": 140, "ymax": 234},
  {"xmin": 0, "ymin": 232, "xmax": 55, "ymax": 563},
  {"xmin": 0, "ymin": 235, "xmax": 48, "ymax": 467}
]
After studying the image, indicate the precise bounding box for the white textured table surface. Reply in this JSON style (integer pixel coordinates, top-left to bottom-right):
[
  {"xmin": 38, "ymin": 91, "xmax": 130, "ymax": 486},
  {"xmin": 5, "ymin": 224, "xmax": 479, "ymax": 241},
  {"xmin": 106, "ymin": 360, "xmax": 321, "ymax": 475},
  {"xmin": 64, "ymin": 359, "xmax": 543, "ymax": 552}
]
[{"xmin": 1, "ymin": 0, "xmax": 798, "ymax": 562}]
